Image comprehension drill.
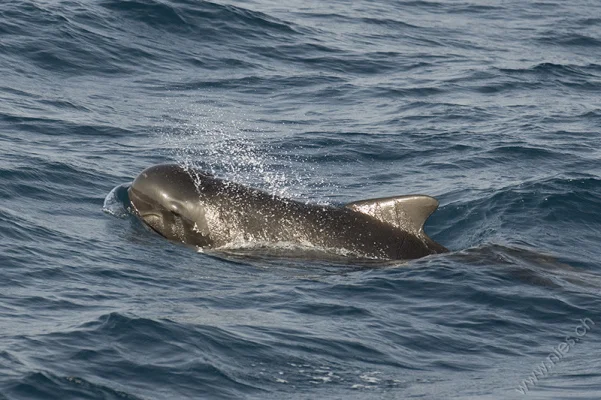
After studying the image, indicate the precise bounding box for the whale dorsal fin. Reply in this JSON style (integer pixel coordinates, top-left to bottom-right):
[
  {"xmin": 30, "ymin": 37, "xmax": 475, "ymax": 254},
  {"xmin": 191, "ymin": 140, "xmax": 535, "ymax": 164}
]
[{"xmin": 345, "ymin": 195, "xmax": 439, "ymax": 234}]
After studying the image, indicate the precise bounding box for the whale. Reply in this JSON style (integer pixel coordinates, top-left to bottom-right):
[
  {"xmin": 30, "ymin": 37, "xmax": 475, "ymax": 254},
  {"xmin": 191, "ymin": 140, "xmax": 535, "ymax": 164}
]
[{"xmin": 127, "ymin": 164, "xmax": 448, "ymax": 260}]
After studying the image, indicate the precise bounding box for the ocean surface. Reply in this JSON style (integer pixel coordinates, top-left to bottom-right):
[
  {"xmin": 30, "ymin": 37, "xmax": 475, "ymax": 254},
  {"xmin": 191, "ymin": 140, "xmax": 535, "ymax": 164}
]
[{"xmin": 1, "ymin": 0, "xmax": 601, "ymax": 398}]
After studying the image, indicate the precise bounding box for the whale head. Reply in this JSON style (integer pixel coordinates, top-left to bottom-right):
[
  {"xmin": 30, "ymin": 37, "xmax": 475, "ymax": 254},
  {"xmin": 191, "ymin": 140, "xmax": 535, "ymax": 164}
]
[{"xmin": 128, "ymin": 164, "xmax": 213, "ymax": 247}]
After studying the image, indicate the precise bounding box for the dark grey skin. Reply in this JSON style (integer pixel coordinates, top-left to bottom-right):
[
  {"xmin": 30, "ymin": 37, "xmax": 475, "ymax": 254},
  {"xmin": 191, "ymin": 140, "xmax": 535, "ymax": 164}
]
[{"xmin": 128, "ymin": 164, "xmax": 448, "ymax": 260}]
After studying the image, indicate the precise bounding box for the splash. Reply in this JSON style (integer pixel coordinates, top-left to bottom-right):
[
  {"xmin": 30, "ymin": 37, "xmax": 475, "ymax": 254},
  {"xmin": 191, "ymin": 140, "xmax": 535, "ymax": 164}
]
[
  {"xmin": 159, "ymin": 105, "xmax": 335, "ymax": 202},
  {"xmin": 102, "ymin": 183, "xmax": 131, "ymax": 218},
  {"xmin": 204, "ymin": 239, "xmax": 382, "ymax": 263}
]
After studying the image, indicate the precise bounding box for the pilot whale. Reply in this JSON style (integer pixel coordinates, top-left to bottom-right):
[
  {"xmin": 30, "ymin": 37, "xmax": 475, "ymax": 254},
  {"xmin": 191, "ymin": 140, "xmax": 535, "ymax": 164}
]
[{"xmin": 127, "ymin": 164, "xmax": 448, "ymax": 260}]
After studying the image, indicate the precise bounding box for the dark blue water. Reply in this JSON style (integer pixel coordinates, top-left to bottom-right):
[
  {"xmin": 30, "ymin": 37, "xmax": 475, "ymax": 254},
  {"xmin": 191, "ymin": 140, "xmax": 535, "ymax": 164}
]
[{"xmin": 2, "ymin": 0, "xmax": 601, "ymax": 398}]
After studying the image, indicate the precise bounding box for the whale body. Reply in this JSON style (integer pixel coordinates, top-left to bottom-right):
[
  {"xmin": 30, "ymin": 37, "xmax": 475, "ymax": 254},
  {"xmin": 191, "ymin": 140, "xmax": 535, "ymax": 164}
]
[{"xmin": 127, "ymin": 164, "xmax": 448, "ymax": 260}]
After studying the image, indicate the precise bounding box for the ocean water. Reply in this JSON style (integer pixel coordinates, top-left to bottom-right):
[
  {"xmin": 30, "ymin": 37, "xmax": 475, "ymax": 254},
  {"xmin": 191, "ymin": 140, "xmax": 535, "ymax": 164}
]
[{"xmin": 1, "ymin": 0, "xmax": 601, "ymax": 398}]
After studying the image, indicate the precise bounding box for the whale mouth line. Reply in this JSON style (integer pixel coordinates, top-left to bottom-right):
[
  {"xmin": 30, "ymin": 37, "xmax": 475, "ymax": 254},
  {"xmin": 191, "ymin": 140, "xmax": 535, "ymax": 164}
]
[
  {"xmin": 128, "ymin": 195, "xmax": 161, "ymax": 222},
  {"xmin": 138, "ymin": 212, "xmax": 161, "ymax": 219},
  {"xmin": 129, "ymin": 200, "xmax": 163, "ymax": 230},
  {"xmin": 136, "ymin": 213, "xmax": 165, "ymax": 236},
  {"xmin": 138, "ymin": 213, "xmax": 163, "ymax": 228}
]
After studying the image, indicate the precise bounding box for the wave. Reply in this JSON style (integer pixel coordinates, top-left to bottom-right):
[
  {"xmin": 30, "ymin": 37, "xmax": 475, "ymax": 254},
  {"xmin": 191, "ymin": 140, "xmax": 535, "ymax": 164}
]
[
  {"xmin": 498, "ymin": 62, "xmax": 601, "ymax": 79},
  {"xmin": 100, "ymin": 0, "xmax": 298, "ymax": 36},
  {"xmin": 432, "ymin": 175, "xmax": 601, "ymax": 261},
  {"xmin": 537, "ymin": 32, "xmax": 601, "ymax": 48}
]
